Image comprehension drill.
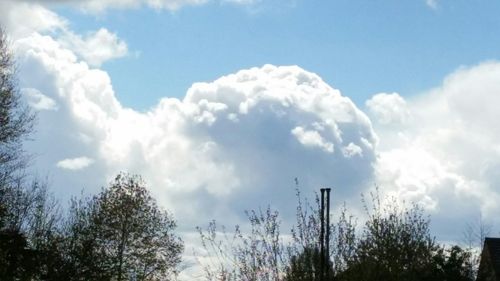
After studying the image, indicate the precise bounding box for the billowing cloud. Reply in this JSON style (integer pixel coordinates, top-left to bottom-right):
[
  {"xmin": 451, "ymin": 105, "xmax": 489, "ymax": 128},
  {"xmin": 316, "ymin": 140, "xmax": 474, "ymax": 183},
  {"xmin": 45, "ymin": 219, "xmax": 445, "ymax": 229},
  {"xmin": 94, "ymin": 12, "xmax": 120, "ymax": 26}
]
[
  {"xmin": 59, "ymin": 28, "xmax": 128, "ymax": 67},
  {"xmin": 22, "ymin": 88, "xmax": 58, "ymax": 111},
  {"xmin": 5, "ymin": 0, "xmax": 500, "ymax": 277},
  {"xmin": 366, "ymin": 92, "xmax": 410, "ymax": 125},
  {"xmin": 291, "ymin": 126, "xmax": 334, "ymax": 153},
  {"xmin": 12, "ymin": 2, "xmax": 500, "ymax": 240},
  {"xmin": 371, "ymin": 61, "xmax": 500, "ymax": 239},
  {"xmin": 0, "ymin": 1, "xmax": 67, "ymax": 38},
  {"xmin": 1, "ymin": 1, "xmax": 128, "ymax": 66},
  {"xmin": 57, "ymin": 156, "xmax": 95, "ymax": 170},
  {"xmin": 13, "ymin": 26, "xmax": 377, "ymax": 228}
]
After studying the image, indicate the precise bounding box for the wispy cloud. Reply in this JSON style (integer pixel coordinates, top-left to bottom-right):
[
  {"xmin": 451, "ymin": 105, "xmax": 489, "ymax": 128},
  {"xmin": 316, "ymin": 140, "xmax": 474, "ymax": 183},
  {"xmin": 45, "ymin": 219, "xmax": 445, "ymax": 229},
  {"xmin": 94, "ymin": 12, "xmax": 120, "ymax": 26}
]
[
  {"xmin": 59, "ymin": 28, "xmax": 128, "ymax": 67},
  {"xmin": 57, "ymin": 157, "xmax": 95, "ymax": 170}
]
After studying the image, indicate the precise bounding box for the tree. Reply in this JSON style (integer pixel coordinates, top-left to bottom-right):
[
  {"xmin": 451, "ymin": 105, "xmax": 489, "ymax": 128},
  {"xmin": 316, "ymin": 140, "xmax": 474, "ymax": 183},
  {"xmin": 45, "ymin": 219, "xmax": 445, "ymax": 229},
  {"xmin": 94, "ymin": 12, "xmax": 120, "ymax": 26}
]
[
  {"xmin": 342, "ymin": 195, "xmax": 438, "ymax": 281},
  {"xmin": 0, "ymin": 27, "xmax": 50, "ymax": 280},
  {"xmin": 66, "ymin": 173, "xmax": 184, "ymax": 281},
  {"xmin": 198, "ymin": 188, "xmax": 475, "ymax": 281},
  {"xmin": 198, "ymin": 208, "xmax": 287, "ymax": 281},
  {"xmin": 462, "ymin": 214, "xmax": 492, "ymax": 279},
  {"xmin": 432, "ymin": 246, "xmax": 474, "ymax": 281},
  {"xmin": 0, "ymin": 27, "xmax": 34, "ymax": 184},
  {"xmin": 197, "ymin": 189, "xmax": 354, "ymax": 281}
]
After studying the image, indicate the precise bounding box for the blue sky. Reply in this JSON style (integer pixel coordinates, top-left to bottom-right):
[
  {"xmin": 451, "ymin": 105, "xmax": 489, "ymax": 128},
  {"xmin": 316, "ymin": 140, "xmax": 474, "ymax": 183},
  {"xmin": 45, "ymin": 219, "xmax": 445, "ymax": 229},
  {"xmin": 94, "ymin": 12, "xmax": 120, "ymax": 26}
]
[
  {"xmin": 2, "ymin": 1, "xmax": 500, "ymax": 278},
  {"xmin": 56, "ymin": 0, "xmax": 500, "ymax": 110}
]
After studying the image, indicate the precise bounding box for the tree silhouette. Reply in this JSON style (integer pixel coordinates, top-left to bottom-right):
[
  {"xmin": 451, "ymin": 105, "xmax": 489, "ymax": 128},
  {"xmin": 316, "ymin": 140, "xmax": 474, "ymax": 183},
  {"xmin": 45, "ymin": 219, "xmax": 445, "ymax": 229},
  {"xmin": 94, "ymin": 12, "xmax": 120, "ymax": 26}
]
[{"xmin": 66, "ymin": 173, "xmax": 184, "ymax": 281}]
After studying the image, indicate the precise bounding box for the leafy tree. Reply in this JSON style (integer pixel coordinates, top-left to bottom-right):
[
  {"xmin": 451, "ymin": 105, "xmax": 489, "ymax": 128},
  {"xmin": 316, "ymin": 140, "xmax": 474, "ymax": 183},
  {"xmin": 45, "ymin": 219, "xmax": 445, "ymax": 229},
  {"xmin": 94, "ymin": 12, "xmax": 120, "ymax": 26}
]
[
  {"xmin": 284, "ymin": 246, "xmax": 334, "ymax": 281},
  {"xmin": 431, "ymin": 246, "xmax": 474, "ymax": 281},
  {"xmin": 342, "ymin": 195, "xmax": 438, "ymax": 281},
  {"xmin": 66, "ymin": 173, "xmax": 184, "ymax": 281}
]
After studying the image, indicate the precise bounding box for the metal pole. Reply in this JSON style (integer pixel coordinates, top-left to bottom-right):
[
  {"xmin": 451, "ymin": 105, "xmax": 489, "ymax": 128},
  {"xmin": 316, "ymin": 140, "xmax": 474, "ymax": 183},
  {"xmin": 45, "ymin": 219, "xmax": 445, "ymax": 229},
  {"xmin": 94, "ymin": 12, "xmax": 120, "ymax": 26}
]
[
  {"xmin": 320, "ymin": 188, "xmax": 325, "ymax": 280},
  {"xmin": 325, "ymin": 188, "xmax": 331, "ymax": 279}
]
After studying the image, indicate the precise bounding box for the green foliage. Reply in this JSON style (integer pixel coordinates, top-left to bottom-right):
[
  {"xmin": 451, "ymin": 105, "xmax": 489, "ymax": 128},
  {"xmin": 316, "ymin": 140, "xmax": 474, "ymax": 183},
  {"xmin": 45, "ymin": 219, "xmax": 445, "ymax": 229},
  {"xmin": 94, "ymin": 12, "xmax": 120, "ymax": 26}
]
[
  {"xmin": 199, "ymin": 189, "xmax": 476, "ymax": 281},
  {"xmin": 284, "ymin": 246, "xmax": 334, "ymax": 281},
  {"xmin": 66, "ymin": 173, "xmax": 184, "ymax": 281},
  {"xmin": 343, "ymin": 196, "xmax": 437, "ymax": 281}
]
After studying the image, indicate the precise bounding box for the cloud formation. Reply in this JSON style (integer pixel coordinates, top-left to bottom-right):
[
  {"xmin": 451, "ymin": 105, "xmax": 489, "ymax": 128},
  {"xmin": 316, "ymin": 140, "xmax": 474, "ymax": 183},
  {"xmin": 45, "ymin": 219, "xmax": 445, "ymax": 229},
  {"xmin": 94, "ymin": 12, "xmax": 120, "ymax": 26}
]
[
  {"xmin": 8, "ymin": 0, "xmax": 500, "ymax": 235},
  {"xmin": 57, "ymin": 156, "xmax": 95, "ymax": 170},
  {"xmin": 0, "ymin": 1, "xmax": 66, "ymax": 38},
  {"xmin": 17, "ymin": 0, "xmax": 260, "ymax": 13},
  {"xmin": 368, "ymin": 61, "xmax": 500, "ymax": 239},
  {"xmin": 22, "ymin": 88, "xmax": 58, "ymax": 111},
  {"xmin": 59, "ymin": 28, "xmax": 128, "ymax": 67},
  {"xmin": 5, "ymin": 1, "xmax": 500, "ymax": 277},
  {"xmin": 1, "ymin": 1, "xmax": 128, "ymax": 65},
  {"xmin": 366, "ymin": 92, "xmax": 410, "ymax": 125},
  {"xmin": 12, "ymin": 19, "xmax": 377, "ymax": 228}
]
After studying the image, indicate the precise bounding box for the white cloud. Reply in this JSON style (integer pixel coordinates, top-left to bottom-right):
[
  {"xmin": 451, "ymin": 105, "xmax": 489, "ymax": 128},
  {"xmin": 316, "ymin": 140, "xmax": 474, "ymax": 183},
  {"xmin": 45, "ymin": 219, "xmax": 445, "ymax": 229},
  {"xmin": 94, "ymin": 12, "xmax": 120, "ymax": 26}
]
[
  {"xmin": 59, "ymin": 28, "xmax": 128, "ymax": 67},
  {"xmin": 18, "ymin": 0, "xmax": 215, "ymax": 13},
  {"xmin": 0, "ymin": 1, "xmax": 67, "ymax": 38},
  {"xmin": 16, "ymin": 0, "xmax": 269, "ymax": 13},
  {"xmin": 7, "ymin": 0, "xmax": 500, "ymax": 274},
  {"xmin": 79, "ymin": 0, "xmax": 209, "ymax": 13},
  {"xmin": 291, "ymin": 126, "xmax": 334, "ymax": 153},
  {"xmin": 342, "ymin": 142, "xmax": 362, "ymax": 158},
  {"xmin": 372, "ymin": 61, "xmax": 500, "ymax": 240},
  {"xmin": 22, "ymin": 88, "xmax": 58, "ymax": 110},
  {"xmin": 366, "ymin": 92, "xmax": 410, "ymax": 125},
  {"xmin": 1, "ymin": 1, "xmax": 128, "ymax": 66},
  {"xmin": 57, "ymin": 156, "xmax": 95, "ymax": 170},
  {"xmin": 13, "ymin": 27, "xmax": 378, "ymax": 229}
]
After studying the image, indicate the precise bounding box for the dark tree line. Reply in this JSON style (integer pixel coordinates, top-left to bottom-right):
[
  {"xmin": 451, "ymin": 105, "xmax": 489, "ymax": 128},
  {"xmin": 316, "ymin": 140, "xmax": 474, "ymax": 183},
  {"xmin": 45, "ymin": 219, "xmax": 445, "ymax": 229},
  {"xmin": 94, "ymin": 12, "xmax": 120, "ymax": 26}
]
[{"xmin": 0, "ymin": 28, "xmax": 183, "ymax": 281}]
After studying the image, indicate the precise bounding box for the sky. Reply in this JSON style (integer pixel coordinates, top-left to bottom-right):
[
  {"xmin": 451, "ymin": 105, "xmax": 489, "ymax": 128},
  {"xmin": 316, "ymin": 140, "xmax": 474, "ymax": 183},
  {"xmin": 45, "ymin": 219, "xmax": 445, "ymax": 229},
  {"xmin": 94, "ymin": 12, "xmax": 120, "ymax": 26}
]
[{"xmin": 2, "ymin": 0, "xmax": 500, "ymax": 279}]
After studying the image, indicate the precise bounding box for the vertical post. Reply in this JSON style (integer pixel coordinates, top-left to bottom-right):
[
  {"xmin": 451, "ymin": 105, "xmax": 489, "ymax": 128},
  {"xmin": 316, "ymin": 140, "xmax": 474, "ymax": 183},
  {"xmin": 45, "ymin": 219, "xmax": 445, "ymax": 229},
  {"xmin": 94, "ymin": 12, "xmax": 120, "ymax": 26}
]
[
  {"xmin": 325, "ymin": 188, "xmax": 331, "ymax": 279},
  {"xmin": 320, "ymin": 188, "xmax": 325, "ymax": 280}
]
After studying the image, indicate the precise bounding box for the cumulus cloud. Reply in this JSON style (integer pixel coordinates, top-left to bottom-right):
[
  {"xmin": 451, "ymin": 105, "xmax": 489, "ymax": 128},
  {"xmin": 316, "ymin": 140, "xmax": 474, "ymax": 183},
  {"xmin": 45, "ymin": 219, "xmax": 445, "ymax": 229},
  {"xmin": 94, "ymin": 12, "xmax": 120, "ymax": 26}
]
[
  {"xmin": 6, "ymin": 0, "xmax": 500, "ymax": 273},
  {"xmin": 57, "ymin": 156, "xmax": 95, "ymax": 170},
  {"xmin": 0, "ymin": 1, "xmax": 67, "ymax": 38},
  {"xmin": 366, "ymin": 92, "xmax": 410, "ymax": 125},
  {"xmin": 1, "ymin": 1, "xmax": 128, "ymax": 66},
  {"xmin": 371, "ymin": 61, "xmax": 500, "ymax": 239},
  {"xmin": 59, "ymin": 28, "xmax": 128, "ymax": 67},
  {"xmin": 13, "ymin": 25, "xmax": 377, "ymax": 229},
  {"xmin": 14, "ymin": 5, "xmax": 500, "ymax": 243},
  {"xmin": 291, "ymin": 126, "xmax": 334, "ymax": 153},
  {"xmin": 342, "ymin": 142, "xmax": 363, "ymax": 158},
  {"xmin": 22, "ymin": 88, "xmax": 58, "ymax": 111}
]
